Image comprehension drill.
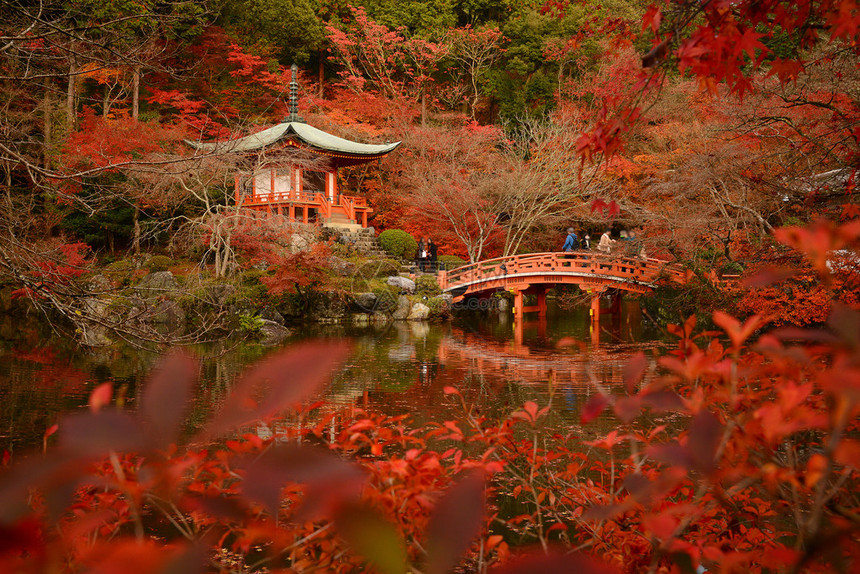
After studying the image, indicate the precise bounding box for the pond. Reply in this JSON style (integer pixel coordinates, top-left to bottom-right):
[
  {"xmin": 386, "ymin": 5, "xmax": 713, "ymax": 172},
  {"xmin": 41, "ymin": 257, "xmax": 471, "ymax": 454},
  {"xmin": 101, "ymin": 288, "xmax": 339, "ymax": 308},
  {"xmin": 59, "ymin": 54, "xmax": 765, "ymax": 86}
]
[{"xmin": 0, "ymin": 299, "xmax": 671, "ymax": 455}]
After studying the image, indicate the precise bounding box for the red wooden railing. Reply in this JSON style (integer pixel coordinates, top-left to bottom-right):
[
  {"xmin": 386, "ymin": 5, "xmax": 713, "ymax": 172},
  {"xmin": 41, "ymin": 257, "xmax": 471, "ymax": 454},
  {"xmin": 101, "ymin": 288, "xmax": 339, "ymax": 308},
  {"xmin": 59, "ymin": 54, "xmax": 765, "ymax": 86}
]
[
  {"xmin": 318, "ymin": 194, "xmax": 331, "ymax": 219},
  {"xmin": 244, "ymin": 191, "xmax": 370, "ymax": 211},
  {"xmin": 341, "ymin": 195, "xmax": 355, "ymax": 222},
  {"xmin": 437, "ymin": 252, "xmax": 689, "ymax": 294}
]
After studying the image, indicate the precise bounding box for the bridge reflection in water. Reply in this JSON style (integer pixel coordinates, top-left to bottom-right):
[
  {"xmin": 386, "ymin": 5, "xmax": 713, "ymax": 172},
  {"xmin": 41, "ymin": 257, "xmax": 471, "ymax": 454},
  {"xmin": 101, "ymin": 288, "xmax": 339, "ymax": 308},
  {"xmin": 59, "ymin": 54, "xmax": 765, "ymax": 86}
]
[
  {"xmin": 274, "ymin": 312, "xmax": 667, "ymax": 439},
  {"xmin": 431, "ymin": 317, "xmax": 660, "ymax": 423}
]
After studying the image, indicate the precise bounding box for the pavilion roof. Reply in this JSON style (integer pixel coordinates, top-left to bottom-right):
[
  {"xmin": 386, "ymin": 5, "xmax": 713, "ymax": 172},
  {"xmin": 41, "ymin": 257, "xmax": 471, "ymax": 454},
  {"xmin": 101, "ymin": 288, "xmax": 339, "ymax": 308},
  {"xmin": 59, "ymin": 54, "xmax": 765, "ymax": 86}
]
[{"xmin": 185, "ymin": 121, "xmax": 400, "ymax": 157}]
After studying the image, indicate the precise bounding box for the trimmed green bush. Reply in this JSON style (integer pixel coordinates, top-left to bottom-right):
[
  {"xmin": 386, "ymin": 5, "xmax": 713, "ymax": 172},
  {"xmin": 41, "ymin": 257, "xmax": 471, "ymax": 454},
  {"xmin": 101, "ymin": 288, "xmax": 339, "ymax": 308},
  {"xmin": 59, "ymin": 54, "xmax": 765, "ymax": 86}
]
[
  {"xmin": 147, "ymin": 255, "xmax": 174, "ymax": 273},
  {"xmin": 378, "ymin": 229, "xmax": 418, "ymax": 260},
  {"xmin": 438, "ymin": 255, "xmax": 467, "ymax": 270}
]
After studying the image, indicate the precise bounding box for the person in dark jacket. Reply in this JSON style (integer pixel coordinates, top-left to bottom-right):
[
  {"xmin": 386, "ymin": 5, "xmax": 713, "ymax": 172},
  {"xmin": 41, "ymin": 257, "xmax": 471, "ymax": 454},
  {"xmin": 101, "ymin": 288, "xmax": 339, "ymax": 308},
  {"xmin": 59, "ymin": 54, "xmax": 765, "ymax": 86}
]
[
  {"xmin": 428, "ymin": 239, "xmax": 438, "ymax": 271},
  {"xmin": 581, "ymin": 234, "xmax": 591, "ymax": 250}
]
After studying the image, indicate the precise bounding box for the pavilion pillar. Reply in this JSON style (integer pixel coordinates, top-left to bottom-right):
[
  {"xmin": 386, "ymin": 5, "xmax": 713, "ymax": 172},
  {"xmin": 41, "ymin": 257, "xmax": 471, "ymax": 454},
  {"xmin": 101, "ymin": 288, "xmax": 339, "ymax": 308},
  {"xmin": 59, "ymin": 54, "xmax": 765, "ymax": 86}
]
[
  {"xmin": 303, "ymin": 207, "xmax": 309, "ymax": 224},
  {"xmin": 361, "ymin": 211, "xmax": 367, "ymax": 228},
  {"xmin": 276, "ymin": 204, "xmax": 282, "ymax": 216},
  {"xmin": 234, "ymin": 174, "xmax": 240, "ymax": 204},
  {"xmin": 289, "ymin": 205, "xmax": 295, "ymax": 222},
  {"xmin": 271, "ymin": 169, "xmax": 276, "ymax": 200},
  {"xmin": 327, "ymin": 170, "xmax": 336, "ymax": 202}
]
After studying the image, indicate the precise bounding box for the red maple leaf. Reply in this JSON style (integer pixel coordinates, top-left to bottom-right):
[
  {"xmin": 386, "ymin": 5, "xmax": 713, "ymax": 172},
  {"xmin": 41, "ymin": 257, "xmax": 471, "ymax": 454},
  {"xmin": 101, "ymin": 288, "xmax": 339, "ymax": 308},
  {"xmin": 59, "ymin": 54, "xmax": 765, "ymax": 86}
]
[{"xmin": 591, "ymin": 198, "xmax": 608, "ymax": 214}]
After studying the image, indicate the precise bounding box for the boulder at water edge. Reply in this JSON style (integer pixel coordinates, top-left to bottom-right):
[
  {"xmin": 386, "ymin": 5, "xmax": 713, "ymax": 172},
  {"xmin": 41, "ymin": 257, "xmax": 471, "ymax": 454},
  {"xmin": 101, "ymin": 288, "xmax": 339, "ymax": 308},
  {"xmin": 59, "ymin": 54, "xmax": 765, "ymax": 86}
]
[
  {"xmin": 407, "ymin": 302, "xmax": 431, "ymax": 321},
  {"xmin": 259, "ymin": 320, "xmax": 291, "ymax": 345},
  {"xmin": 393, "ymin": 295, "xmax": 411, "ymax": 320},
  {"xmin": 386, "ymin": 276, "xmax": 416, "ymax": 293}
]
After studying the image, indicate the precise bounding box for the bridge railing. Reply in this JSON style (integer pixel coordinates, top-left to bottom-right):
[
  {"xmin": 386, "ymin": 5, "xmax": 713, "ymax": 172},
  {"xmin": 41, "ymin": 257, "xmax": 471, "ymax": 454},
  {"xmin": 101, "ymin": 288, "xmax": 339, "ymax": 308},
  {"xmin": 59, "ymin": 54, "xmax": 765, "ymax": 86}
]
[{"xmin": 437, "ymin": 252, "xmax": 687, "ymax": 291}]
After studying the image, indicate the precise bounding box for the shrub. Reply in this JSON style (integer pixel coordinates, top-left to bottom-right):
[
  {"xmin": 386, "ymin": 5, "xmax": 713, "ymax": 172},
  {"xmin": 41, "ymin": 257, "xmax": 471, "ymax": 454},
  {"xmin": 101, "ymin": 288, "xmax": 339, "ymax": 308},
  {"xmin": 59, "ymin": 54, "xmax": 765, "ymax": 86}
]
[
  {"xmin": 371, "ymin": 285, "xmax": 399, "ymax": 311},
  {"xmin": 416, "ymin": 274, "xmax": 441, "ymax": 295},
  {"xmin": 378, "ymin": 229, "xmax": 418, "ymax": 260},
  {"xmin": 238, "ymin": 313, "xmax": 264, "ymax": 333},
  {"xmin": 719, "ymin": 261, "xmax": 744, "ymax": 274},
  {"xmin": 104, "ymin": 258, "xmax": 136, "ymax": 286},
  {"xmin": 229, "ymin": 269, "xmax": 270, "ymax": 305},
  {"xmin": 438, "ymin": 255, "xmax": 467, "ymax": 270},
  {"xmin": 425, "ymin": 294, "xmax": 451, "ymax": 317},
  {"xmin": 146, "ymin": 255, "xmax": 174, "ymax": 273}
]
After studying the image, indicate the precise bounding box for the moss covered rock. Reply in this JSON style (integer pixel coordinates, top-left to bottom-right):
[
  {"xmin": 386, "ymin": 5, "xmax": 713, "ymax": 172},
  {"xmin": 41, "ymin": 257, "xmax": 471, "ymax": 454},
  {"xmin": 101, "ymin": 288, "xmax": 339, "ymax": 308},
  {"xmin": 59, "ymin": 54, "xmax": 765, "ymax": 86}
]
[{"xmin": 146, "ymin": 255, "xmax": 174, "ymax": 273}]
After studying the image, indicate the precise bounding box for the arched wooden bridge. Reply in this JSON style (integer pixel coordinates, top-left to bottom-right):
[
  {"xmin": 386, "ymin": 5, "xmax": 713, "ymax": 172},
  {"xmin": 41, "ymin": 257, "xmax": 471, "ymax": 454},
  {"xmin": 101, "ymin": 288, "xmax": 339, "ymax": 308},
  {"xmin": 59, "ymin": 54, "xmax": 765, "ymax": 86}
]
[{"xmin": 437, "ymin": 252, "xmax": 690, "ymax": 322}]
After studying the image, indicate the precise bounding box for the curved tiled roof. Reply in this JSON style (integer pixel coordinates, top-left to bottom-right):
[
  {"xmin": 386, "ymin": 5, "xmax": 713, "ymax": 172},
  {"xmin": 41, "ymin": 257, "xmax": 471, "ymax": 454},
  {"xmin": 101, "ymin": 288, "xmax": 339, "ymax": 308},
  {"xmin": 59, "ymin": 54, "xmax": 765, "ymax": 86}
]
[{"xmin": 185, "ymin": 121, "xmax": 400, "ymax": 156}]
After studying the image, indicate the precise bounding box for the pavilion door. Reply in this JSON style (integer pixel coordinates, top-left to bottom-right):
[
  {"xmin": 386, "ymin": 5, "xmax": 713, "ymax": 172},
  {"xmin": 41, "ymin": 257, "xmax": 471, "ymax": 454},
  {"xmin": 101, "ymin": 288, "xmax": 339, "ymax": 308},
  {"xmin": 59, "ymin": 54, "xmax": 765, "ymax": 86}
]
[{"xmin": 303, "ymin": 170, "xmax": 326, "ymax": 199}]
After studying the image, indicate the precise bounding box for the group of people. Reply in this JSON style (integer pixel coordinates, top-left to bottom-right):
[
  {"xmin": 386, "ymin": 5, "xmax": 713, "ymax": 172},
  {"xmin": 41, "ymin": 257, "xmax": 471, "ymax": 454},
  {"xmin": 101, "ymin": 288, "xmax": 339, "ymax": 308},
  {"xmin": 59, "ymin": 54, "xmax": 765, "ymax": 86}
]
[
  {"xmin": 416, "ymin": 238, "xmax": 438, "ymax": 272},
  {"xmin": 562, "ymin": 227, "xmax": 647, "ymax": 258}
]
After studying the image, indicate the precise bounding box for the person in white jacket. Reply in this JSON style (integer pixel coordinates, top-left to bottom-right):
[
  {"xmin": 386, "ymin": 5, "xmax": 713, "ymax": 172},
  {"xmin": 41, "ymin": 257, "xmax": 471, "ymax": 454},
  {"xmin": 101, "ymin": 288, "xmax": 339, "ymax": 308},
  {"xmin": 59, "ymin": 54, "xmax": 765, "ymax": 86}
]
[{"xmin": 597, "ymin": 230, "xmax": 615, "ymax": 253}]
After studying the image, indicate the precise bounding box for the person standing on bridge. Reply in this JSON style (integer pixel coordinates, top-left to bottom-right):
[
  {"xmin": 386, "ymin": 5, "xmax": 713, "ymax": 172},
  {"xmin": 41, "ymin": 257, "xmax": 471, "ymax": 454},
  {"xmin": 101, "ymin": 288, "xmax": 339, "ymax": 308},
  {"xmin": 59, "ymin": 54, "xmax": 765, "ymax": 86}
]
[
  {"xmin": 598, "ymin": 229, "xmax": 615, "ymax": 253},
  {"xmin": 582, "ymin": 234, "xmax": 591, "ymax": 250},
  {"xmin": 562, "ymin": 228, "xmax": 579, "ymax": 252}
]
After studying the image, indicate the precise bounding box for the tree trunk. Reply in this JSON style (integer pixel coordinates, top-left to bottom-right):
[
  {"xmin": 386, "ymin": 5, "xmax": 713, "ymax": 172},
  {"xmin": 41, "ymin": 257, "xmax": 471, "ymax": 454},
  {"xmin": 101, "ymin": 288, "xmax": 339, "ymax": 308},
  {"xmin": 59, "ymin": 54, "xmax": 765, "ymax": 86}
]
[
  {"xmin": 103, "ymin": 85, "xmax": 110, "ymax": 118},
  {"xmin": 318, "ymin": 54, "xmax": 324, "ymax": 98},
  {"xmin": 213, "ymin": 239, "xmax": 221, "ymax": 278},
  {"xmin": 66, "ymin": 61, "xmax": 76, "ymax": 130},
  {"xmin": 421, "ymin": 87, "xmax": 427, "ymax": 127},
  {"xmin": 166, "ymin": 219, "xmax": 175, "ymax": 257},
  {"xmin": 132, "ymin": 66, "xmax": 140, "ymax": 121},
  {"xmin": 43, "ymin": 89, "xmax": 51, "ymax": 167},
  {"xmin": 222, "ymin": 234, "xmax": 232, "ymax": 277},
  {"xmin": 132, "ymin": 208, "xmax": 141, "ymax": 254}
]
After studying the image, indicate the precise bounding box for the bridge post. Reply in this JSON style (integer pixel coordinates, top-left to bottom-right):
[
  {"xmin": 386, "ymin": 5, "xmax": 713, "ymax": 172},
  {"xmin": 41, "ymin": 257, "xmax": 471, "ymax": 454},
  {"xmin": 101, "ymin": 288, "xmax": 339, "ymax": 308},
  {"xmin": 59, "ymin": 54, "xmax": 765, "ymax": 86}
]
[
  {"xmin": 590, "ymin": 291, "xmax": 601, "ymax": 325},
  {"xmin": 514, "ymin": 289, "xmax": 524, "ymax": 321},
  {"xmin": 536, "ymin": 287, "xmax": 547, "ymax": 318}
]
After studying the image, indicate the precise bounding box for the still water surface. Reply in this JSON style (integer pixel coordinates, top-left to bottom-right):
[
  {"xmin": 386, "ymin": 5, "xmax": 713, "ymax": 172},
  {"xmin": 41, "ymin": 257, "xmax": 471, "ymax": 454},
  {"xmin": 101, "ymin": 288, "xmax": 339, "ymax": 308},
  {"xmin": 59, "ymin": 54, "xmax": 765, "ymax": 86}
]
[{"xmin": 0, "ymin": 301, "xmax": 670, "ymax": 453}]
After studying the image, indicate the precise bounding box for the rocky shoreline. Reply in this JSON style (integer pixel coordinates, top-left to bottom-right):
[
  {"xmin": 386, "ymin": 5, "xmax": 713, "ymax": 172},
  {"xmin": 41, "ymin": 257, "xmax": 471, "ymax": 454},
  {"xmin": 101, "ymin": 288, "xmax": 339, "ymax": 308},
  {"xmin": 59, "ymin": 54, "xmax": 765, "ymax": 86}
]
[{"xmin": 0, "ymin": 253, "xmax": 457, "ymax": 347}]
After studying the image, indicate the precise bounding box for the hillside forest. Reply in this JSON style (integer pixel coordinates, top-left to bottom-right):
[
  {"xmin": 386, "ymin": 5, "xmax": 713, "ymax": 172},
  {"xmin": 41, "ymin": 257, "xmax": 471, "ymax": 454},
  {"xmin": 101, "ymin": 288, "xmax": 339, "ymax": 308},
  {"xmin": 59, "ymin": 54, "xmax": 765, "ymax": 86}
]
[
  {"xmin": 2, "ymin": 0, "xmax": 860, "ymax": 572},
  {"xmin": 0, "ymin": 0, "xmax": 856, "ymax": 323}
]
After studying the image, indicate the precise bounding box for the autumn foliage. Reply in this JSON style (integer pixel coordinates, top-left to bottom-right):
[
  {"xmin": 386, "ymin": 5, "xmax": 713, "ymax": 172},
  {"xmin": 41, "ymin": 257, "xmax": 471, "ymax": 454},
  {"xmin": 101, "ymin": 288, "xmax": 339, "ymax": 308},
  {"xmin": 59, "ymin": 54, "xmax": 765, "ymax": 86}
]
[
  {"xmin": 0, "ymin": 220, "xmax": 858, "ymax": 572},
  {"xmin": 2, "ymin": 0, "xmax": 860, "ymax": 570}
]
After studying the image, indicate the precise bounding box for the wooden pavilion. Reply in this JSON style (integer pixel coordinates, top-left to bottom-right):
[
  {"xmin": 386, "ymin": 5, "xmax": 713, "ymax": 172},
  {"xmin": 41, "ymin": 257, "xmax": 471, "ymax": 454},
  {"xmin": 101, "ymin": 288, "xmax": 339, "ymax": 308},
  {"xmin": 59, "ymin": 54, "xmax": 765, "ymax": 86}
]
[{"xmin": 186, "ymin": 65, "xmax": 400, "ymax": 228}]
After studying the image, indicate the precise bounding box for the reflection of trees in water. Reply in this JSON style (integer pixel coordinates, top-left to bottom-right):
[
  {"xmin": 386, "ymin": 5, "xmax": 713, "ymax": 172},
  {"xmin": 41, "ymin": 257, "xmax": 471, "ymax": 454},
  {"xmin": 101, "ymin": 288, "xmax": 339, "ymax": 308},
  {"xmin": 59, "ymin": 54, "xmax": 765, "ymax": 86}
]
[
  {"xmin": 0, "ymin": 316, "xmax": 668, "ymax": 451},
  {"xmin": 0, "ymin": 324, "xmax": 156, "ymax": 451}
]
